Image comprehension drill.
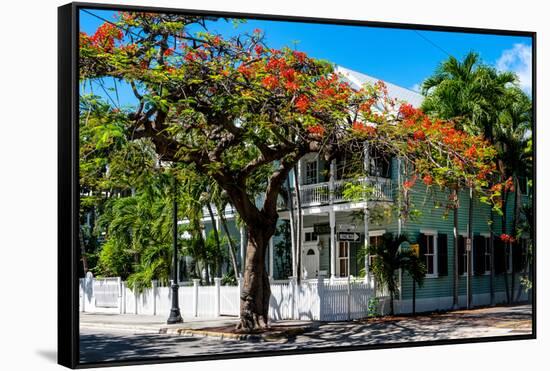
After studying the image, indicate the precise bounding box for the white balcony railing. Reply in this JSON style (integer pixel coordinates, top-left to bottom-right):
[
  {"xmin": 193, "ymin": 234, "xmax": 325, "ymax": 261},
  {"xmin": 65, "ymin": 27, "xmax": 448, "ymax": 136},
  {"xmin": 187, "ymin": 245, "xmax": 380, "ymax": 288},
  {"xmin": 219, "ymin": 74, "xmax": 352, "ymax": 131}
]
[{"xmin": 298, "ymin": 177, "xmax": 393, "ymax": 207}]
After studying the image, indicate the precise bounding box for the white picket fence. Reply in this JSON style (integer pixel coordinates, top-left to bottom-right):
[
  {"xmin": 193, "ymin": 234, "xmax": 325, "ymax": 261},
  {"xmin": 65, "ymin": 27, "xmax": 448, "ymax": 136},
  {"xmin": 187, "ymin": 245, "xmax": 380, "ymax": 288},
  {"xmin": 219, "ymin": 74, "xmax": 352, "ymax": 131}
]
[
  {"xmin": 80, "ymin": 276, "xmax": 382, "ymax": 321},
  {"xmin": 269, "ymin": 278, "xmax": 375, "ymax": 321}
]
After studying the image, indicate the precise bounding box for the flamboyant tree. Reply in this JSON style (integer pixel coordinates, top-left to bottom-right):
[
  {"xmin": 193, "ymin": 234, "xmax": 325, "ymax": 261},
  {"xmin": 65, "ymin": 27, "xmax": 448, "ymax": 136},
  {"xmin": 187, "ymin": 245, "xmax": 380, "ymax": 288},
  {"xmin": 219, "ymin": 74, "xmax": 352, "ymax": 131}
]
[{"xmin": 80, "ymin": 12, "xmax": 500, "ymax": 330}]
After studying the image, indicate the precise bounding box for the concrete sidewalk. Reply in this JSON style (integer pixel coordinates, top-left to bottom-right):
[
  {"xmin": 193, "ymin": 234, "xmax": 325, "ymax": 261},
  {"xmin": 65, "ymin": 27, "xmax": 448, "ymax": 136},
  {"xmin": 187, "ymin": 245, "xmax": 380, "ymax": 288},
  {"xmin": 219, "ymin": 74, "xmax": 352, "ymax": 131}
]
[
  {"xmin": 80, "ymin": 312, "xmax": 314, "ymax": 334},
  {"xmin": 80, "ymin": 313, "xmax": 241, "ymax": 333}
]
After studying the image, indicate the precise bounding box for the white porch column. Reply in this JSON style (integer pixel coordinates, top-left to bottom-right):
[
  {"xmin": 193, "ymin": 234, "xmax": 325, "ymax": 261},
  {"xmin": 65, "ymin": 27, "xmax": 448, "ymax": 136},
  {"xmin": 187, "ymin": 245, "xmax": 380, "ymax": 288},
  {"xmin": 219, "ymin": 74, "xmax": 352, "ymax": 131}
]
[
  {"xmin": 239, "ymin": 226, "xmax": 246, "ymax": 276},
  {"xmin": 330, "ymin": 210, "xmax": 336, "ymax": 280},
  {"xmin": 269, "ymin": 236, "xmax": 274, "ymax": 278},
  {"xmin": 364, "ymin": 207, "xmax": 370, "ymax": 284}
]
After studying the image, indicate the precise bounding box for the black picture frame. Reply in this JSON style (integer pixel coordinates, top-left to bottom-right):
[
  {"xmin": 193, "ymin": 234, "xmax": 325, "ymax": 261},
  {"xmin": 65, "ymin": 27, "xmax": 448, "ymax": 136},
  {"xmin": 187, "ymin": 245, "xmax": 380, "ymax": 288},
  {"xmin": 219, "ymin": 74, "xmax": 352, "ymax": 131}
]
[{"xmin": 58, "ymin": 2, "xmax": 536, "ymax": 368}]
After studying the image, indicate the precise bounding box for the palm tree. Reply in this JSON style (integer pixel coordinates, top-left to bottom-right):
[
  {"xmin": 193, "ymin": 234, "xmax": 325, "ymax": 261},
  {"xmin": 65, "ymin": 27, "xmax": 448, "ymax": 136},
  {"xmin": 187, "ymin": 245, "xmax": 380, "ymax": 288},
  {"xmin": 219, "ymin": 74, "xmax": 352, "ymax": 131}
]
[
  {"xmin": 421, "ymin": 52, "xmax": 517, "ymax": 306},
  {"xmin": 96, "ymin": 171, "xmax": 175, "ymax": 291},
  {"xmin": 365, "ymin": 233, "xmax": 426, "ymax": 315},
  {"xmin": 495, "ymin": 87, "xmax": 532, "ymax": 301}
]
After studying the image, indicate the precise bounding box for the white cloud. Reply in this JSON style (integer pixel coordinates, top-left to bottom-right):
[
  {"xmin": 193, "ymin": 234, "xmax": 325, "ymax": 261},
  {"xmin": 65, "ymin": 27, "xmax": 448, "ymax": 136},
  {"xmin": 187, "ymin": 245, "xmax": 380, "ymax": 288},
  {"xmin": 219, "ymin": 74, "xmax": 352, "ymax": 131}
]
[{"xmin": 496, "ymin": 43, "xmax": 532, "ymax": 93}]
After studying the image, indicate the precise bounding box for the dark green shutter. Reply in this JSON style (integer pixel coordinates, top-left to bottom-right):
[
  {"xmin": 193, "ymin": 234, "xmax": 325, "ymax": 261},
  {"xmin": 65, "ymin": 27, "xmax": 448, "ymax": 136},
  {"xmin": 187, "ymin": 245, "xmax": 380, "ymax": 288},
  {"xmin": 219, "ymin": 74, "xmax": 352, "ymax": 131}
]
[
  {"xmin": 437, "ymin": 234, "xmax": 448, "ymax": 276},
  {"xmin": 494, "ymin": 237, "xmax": 505, "ymax": 274},
  {"xmin": 512, "ymin": 240, "xmax": 525, "ymax": 272},
  {"xmin": 473, "ymin": 235, "xmax": 485, "ymax": 275},
  {"xmin": 457, "ymin": 235, "xmax": 465, "ymax": 275}
]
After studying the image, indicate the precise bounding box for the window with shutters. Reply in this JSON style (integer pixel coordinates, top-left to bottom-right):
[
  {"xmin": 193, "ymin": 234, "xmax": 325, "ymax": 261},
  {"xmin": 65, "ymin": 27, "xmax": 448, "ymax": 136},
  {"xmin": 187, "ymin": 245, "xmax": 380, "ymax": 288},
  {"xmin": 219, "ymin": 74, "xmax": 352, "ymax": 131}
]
[
  {"xmin": 420, "ymin": 232, "xmax": 437, "ymax": 277},
  {"xmin": 338, "ymin": 241, "xmax": 349, "ymax": 277}
]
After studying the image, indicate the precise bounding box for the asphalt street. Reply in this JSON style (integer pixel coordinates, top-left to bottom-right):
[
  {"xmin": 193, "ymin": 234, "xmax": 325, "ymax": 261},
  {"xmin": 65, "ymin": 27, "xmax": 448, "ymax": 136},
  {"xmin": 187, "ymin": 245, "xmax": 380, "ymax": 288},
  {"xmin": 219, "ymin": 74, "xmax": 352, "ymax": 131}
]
[{"xmin": 79, "ymin": 304, "xmax": 532, "ymax": 364}]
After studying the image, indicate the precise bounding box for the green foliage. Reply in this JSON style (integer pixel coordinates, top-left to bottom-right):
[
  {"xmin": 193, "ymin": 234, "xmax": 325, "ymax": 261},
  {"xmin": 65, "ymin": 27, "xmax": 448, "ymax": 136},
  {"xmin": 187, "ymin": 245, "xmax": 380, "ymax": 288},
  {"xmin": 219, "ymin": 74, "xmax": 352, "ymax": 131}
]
[
  {"xmin": 362, "ymin": 232, "xmax": 426, "ymax": 314},
  {"xmin": 367, "ymin": 297, "xmax": 380, "ymax": 318}
]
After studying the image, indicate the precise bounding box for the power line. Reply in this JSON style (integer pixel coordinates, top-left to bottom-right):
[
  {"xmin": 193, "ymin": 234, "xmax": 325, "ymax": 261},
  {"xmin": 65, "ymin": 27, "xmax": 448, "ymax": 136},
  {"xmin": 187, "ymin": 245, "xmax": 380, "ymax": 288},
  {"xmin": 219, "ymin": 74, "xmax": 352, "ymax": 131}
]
[{"xmin": 413, "ymin": 30, "xmax": 452, "ymax": 57}]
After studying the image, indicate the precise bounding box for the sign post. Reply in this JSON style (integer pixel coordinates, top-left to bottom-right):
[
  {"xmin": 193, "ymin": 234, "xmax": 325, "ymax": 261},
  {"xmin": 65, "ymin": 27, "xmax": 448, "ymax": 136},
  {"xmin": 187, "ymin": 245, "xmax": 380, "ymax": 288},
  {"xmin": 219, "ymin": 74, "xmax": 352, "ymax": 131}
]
[
  {"xmin": 410, "ymin": 243, "xmax": 420, "ymax": 315},
  {"xmin": 466, "ymin": 237, "xmax": 472, "ymax": 309}
]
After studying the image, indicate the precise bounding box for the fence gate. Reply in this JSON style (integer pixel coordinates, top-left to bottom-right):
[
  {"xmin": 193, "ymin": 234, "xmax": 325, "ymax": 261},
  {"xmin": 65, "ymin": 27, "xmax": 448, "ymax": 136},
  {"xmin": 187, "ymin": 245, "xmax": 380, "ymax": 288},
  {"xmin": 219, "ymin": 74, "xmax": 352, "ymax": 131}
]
[{"xmin": 93, "ymin": 278, "xmax": 120, "ymax": 308}]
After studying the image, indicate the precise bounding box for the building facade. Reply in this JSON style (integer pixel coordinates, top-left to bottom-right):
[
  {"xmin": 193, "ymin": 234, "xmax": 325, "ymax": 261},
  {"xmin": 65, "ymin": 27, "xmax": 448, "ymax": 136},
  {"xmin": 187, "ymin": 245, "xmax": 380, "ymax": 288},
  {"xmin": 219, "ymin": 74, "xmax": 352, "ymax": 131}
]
[{"xmin": 200, "ymin": 66, "xmax": 531, "ymax": 314}]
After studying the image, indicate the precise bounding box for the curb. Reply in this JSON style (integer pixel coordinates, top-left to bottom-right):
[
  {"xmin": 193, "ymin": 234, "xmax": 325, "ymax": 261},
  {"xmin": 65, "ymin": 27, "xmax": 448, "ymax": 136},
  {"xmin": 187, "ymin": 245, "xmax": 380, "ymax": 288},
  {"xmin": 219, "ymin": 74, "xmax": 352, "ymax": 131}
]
[
  {"xmin": 80, "ymin": 322, "xmax": 172, "ymax": 334},
  {"xmin": 165, "ymin": 326, "xmax": 309, "ymax": 342}
]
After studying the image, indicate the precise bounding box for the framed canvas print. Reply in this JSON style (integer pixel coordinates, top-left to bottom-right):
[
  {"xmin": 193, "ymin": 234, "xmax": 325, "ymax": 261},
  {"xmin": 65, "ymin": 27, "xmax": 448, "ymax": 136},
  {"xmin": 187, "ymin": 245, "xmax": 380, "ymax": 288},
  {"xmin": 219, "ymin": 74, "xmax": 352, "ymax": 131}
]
[{"xmin": 58, "ymin": 2, "xmax": 536, "ymax": 368}]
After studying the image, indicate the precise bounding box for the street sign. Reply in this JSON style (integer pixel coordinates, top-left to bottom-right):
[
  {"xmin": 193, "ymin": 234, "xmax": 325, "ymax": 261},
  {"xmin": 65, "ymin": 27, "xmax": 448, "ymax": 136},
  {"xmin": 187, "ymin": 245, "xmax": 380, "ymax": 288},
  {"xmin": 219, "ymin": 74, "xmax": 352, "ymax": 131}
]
[
  {"xmin": 338, "ymin": 223, "xmax": 356, "ymax": 232},
  {"xmin": 313, "ymin": 223, "xmax": 331, "ymax": 235},
  {"xmin": 410, "ymin": 244, "xmax": 420, "ymax": 257},
  {"xmin": 338, "ymin": 232, "xmax": 360, "ymax": 241},
  {"xmin": 466, "ymin": 238, "xmax": 472, "ymax": 251}
]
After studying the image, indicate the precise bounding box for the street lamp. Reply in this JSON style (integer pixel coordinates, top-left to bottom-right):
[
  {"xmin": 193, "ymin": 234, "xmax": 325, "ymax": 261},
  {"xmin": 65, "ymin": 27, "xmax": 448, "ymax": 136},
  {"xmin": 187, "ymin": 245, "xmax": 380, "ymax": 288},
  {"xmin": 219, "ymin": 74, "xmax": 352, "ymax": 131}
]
[{"xmin": 167, "ymin": 175, "xmax": 183, "ymax": 324}]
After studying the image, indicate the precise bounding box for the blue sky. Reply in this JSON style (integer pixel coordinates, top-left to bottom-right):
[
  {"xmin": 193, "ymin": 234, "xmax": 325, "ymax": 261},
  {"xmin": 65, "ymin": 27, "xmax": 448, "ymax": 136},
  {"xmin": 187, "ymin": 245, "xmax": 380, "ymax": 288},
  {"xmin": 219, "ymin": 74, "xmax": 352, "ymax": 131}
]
[{"xmin": 80, "ymin": 9, "xmax": 533, "ymax": 107}]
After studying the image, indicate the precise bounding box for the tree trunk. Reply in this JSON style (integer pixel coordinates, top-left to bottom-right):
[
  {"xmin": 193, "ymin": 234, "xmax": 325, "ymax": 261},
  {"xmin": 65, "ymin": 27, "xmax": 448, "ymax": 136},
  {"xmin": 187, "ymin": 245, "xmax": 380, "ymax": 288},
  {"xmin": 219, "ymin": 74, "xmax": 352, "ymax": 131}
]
[
  {"xmin": 237, "ymin": 227, "xmax": 272, "ymax": 331},
  {"xmin": 286, "ymin": 176, "xmax": 297, "ymax": 277},
  {"xmin": 219, "ymin": 210, "xmax": 240, "ymax": 282},
  {"xmin": 79, "ymin": 225, "xmax": 89, "ymax": 274},
  {"xmin": 206, "ymin": 203, "xmax": 223, "ymax": 278},
  {"xmin": 293, "ymin": 165, "xmax": 302, "ymax": 283},
  {"xmin": 510, "ymin": 176, "xmax": 523, "ymax": 303},
  {"xmin": 196, "ymin": 225, "xmax": 210, "ymax": 285},
  {"xmin": 389, "ymin": 291, "xmax": 395, "ymax": 316},
  {"xmin": 467, "ymin": 187, "xmax": 473, "ymax": 308},
  {"xmin": 489, "ymin": 209, "xmax": 495, "ymax": 306},
  {"xmin": 501, "ymin": 190, "xmax": 511, "ymax": 304}
]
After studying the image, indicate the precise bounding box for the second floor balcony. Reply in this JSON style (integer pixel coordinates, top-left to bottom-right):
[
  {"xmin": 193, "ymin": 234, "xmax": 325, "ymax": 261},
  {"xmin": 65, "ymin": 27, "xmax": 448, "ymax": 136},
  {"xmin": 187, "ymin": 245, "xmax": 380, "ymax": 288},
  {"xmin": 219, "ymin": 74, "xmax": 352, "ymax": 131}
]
[{"xmin": 295, "ymin": 176, "xmax": 393, "ymax": 208}]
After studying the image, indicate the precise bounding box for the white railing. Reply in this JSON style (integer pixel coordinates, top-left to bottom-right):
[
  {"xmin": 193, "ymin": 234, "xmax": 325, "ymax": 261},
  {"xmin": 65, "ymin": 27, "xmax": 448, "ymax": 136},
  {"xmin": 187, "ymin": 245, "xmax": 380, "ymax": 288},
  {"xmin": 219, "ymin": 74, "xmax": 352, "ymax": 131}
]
[{"xmin": 298, "ymin": 177, "xmax": 393, "ymax": 207}]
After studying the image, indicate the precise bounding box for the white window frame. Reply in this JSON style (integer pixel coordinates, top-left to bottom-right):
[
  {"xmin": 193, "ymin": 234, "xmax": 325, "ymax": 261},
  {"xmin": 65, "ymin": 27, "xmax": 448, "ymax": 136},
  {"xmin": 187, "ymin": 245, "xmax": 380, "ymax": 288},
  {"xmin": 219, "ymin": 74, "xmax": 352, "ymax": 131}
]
[
  {"xmin": 367, "ymin": 230, "xmax": 386, "ymax": 266},
  {"xmin": 420, "ymin": 229, "xmax": 438, "ymax": 278},
  {"xmin": 337, "ymin": 240, "xmax": 350, "ymax": 277},
  {"xmin": 304, "ymin": 159, "xmax": 318, "ymax": 185},
  {"xmin": 480, "ymin": 233, "xmax": 491, "ymax": 275}
]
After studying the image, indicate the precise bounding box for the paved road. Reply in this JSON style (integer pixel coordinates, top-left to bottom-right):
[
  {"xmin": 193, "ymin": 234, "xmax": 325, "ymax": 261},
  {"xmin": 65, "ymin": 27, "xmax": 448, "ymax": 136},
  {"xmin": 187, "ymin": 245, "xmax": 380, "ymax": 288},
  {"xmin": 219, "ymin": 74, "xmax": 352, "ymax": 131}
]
[{"xmin": 80, "ymin": 304, "xmax": 532, "ymax": 364}]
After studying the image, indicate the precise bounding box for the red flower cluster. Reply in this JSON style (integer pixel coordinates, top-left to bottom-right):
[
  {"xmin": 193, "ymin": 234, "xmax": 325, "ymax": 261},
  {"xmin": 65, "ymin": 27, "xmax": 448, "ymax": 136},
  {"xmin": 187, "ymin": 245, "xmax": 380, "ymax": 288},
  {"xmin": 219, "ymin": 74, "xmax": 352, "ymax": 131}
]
[
  {"xmin": 237, "ymin": 64, "xmax": 253, "ymax": 78},
  {"xmin": 316, "ymin": 75, "xmax": 351, "ymax": 101},
  {"xmin": 413, "ymin": 130, "xmax": 426, "ymax": 141},
  {"xmin": 295, "ymin": 95, "xmax": 310, "ymax": 113},
  {"xmin": 465, "ymin": 144, "xmax": 477, "ymax": 158},
  {"xmin": 398, "ymin": 103, "xmax": 417, "ymax": 119},
  {"xmin": 211, "ymin": 35, "xmax": 221, "ymax": 46},
  {"xmin": 163, "ymin": 48, "xmax": 174, "ymax": 57},
  {"xmin": 403, "ymin": 175, "xmax": 417, "ymax": 190},
  {"xmin": 292, "ymin": 51, "xmax": 307, "ymax": 63},
  {"xmin": 307, "ymin": 125, "xmax": 325, "ymax": 137},
  {"xmin": 500, "ymin": 234, "xmax": 516, "ymax": 243},
  {"xmin": 266, "ymin": 57, "xmax": 287, "ymax": 72},
  {"xmin": 254, "ymin": 44, "xmax": 264, "ymax": 55},
  {"xmin": 89, "ymin": 23, "xmax": 123, "ymax": 52},
  {"xmin": 262, "ymin": 75, "xmax": 279, "ymax": 90},
  {"xmin": 423, "ymin": 174, "xmax": 433, "ymax": 185},
  {"xmin": 504, "ymin": 177, "xmax": 515, "ymax": 192},
  {"xmin": 352, "ymin": 121, "xmax": 376, "ymax": 136}
]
